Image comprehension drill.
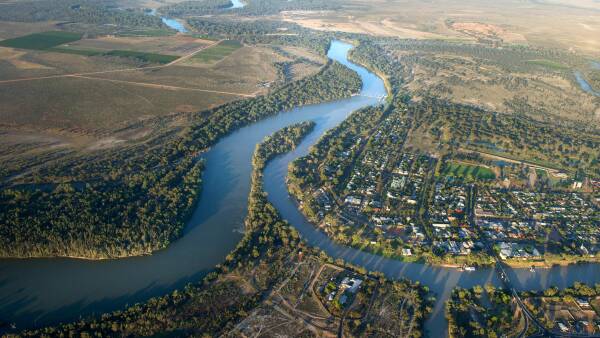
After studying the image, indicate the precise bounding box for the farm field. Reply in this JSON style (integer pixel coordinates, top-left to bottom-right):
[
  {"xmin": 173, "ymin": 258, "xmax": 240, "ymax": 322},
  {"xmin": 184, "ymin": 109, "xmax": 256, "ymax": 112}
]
[
  {"xmin": 0, "ymin": 21, "xmax": 63, "ymax": 39},
  {"xmin": 526, "ymin": 59, "xmax": 569, "ymax": 70},
  {"xmin": 0, "ymin": 34, "xmax": 215, "ymax": 81},
  {"xmin": 64, "ymin": 35, "xmax": 213, "ymax": 56},
  {"xmin": 192, "ymin": 39, "xmax": 242, "ymax": 63},
  {"xmin": 283, "ymin": 0, "xmax": 600, "ymax": 56},
  {"xmin": 0, "ymin": 32, "xmax": 323, "ymax": 182},
  {"xmin": 0, "ymin": 30, "xmax": 82, "ymax": 50},
  {"xmin": 0, "ymin": 76, "xmax": 235, "ymax": 131},
  {"xmin": 0, "ymin": 32, "xmax": 216, "ymax": 65},
  {"xmin": 0, "ymin": 36, "xmax": 291, "ymax": 133},
  {"xmin": 104, "ymin": 49, "xmax": 178, "ymax": 63},
  {"xmin": 89, "ymin": 45, "xmax": 285, "ymax": 95}
]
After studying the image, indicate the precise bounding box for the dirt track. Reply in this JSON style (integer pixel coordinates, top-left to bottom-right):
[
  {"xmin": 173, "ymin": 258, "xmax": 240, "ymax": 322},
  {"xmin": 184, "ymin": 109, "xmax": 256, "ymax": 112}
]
[{"xmin": 0, "ymin": 40, "xmax": 254, "ymax": 97}]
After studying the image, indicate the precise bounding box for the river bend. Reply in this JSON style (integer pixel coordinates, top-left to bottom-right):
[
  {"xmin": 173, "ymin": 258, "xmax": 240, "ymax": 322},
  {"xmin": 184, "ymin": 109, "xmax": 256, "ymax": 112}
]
[{"xmin": 2, "ymin": 41, "xmax": 600, "ymax": 337}]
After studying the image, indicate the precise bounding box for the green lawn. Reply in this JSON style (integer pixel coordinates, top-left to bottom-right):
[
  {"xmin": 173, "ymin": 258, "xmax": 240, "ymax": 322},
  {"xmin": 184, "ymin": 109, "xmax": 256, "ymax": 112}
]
[
  {"xmin": 526, "ymin": 59, "xmax": 569, "ymax": 70},
  {"xmin": 104, "ymin": 50, "xmax": 179, "ymax": 64},
  {"xmin": 0, "ymin": 31, "xmax": 82, "ymax": 50},
  {"xmin": 193, "ymin": 40, "xmax": 242, "ymax": 63},
  {"xmin": 443, "ymin": 162, "xmax": 496, "ymax": 180}
]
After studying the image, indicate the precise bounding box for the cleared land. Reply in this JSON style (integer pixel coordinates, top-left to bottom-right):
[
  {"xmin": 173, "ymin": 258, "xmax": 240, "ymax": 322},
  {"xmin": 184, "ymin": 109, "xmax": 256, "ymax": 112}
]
[
  {"xmin": 192, "ymin": 39, "xmax": 242, "ymax": 63},
  {"xmin": 0, "ymin": 30, "xmax": 81, "ymax": 50},
  {"xmin": 396, "ymin": 46, "xmax": 600, "ymax": 124},
  {"xmin": 0, "ymin": 37, "xmax": 287, "ymax": 132},
  {"xmin": 0, "ymin": 21, "xmax": 62, "ymax": 39},
  {"xmin": 63, "ymin": 35, "xmax": 212, "ymax": 56},
  {"xmin": 0, "ymin": 31, "xmax": 323, "ymax": 180},
  {"xmin": 282, "ymin": 0, "xmax": 600, "ymax": 56},
  {"xmin": 104, "ymin": 49, "xmax": 178, "ymax": 64}
]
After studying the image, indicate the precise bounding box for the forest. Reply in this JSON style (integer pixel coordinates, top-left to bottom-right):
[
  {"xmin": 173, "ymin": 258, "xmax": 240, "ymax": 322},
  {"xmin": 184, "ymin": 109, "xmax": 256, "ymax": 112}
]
[
  {"xmin": 409, "ymin": 97, "xmax": 600, "ymax": 177},
  {"xmin": 0, "ymin": 0, "xmax": 164, "ymax": 28},
  {"xmin": 159, "ymin": 0, "xmax": 340, "ymax": 17},
  {"xmin": 238, "ymin": 0, "xmax": 341, "ymax": 15},
  {"xmin": 446, "ymin": 285, "xmax": 519, "ymax": 337},
  {"xmin": 12, "ymin": 122, "xmax": 432, "ymax": 337},
  {"xmin": 159, "ymin": 0, "xmax": 232, "ymax": 16},
  {"xmin": 12, "ymin": 122, "xmax": 315, "ymax": 337},
  {"xmin": 186, "ymin": 17, "xmax": 332, "ymax": 54},
  {"xmin": 0, "ymin": 61, "xmax": 361, "ymax": 259}
]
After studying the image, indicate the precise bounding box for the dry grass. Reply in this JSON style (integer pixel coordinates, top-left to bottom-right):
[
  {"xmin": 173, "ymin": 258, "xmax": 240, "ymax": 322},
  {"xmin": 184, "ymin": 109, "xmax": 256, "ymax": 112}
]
[
  {"xmin": 280, "ymin": 0, "xmax": 600, "ymax": 56},
  {"xmin": 0, "ymin": 21, "xmax": 61, "ymax": 39},
  {"xmin": 0, "ymin": 40, "xmax": 290, "ymax": 133},
  {"xmin": 0, "ymin": 33, "xmax": 323, "ymax": 180},
  {"xmin": 450, "ymin": 21, "xmax": 526, "ymax": 43},
  {"xmin": 229, "ymin": 258, "xmax": 339, "ymax": 338},
  {"xmin": 0, "ymin": 47, "xmax": 51, "ymax": 69},
  {"xmin": 402, "ymin": 52, "xmax": 600, "ymax": 123},
  {"xmin": 65, "ymin": 35, "xmax": 213, "ymax": 56},
  {"xmin": 0, "ymin": 75, "xmax": 234, "ymax": 132}
]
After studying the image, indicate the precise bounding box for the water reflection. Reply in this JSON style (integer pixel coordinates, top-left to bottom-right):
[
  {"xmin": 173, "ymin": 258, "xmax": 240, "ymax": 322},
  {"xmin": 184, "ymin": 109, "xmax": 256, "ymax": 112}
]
[
  {"xmin": 228, "ymin": 0, "xmax": 246, "ymax": 9},
  {"xmin": 147, "ymin": 8, "xmax": 187, "ymax": 33},
  {"xmin": 1, "ymin": 40, "xmax": 600, "ymax": 338},
  {"xmin": 574, "ymin": 71, "xmax": 600, "ymax": 97}
]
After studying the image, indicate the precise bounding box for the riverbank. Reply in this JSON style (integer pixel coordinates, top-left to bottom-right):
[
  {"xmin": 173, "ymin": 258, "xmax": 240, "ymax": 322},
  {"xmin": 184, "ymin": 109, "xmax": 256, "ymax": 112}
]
[
  {"xmin": 0, "ymin": 40, "xmax": 373, "ymax": 330},
  {"xmin": 147, "ymin": 8, "xmax": 188, "ymax": 33},
  {"xmin": 504, "ymin": 255, "xmax": 600, "ymax": 269},
  {"xmin": 10, "ymin": 123, "xmax": 433, "ymax": 337},
  {"xmin": 3, "ymin": 39, "xmax": 600, "ymax": 338},
  {"xmin": 10, "ymin": 122, "xmax": 318, "ymax": 336},
  {"xmin": 0, "ymin": 56, "xmax": 361, "ymax": 260}
]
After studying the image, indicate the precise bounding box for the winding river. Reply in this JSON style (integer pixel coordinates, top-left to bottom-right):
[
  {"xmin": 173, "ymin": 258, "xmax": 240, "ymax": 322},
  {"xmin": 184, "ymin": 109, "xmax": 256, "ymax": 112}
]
[
  {"xmin": 149, "ymin": 0, "xmax": 245, "ymax": 32},
  {"xmin": 2, "ymin": 41, "xmax": 600, "ymax": 337}
]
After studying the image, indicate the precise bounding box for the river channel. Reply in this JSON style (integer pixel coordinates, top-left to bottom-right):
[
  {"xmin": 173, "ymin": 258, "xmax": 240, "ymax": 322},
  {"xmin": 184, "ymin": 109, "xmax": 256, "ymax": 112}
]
[
  {"xmin": 148, "ymin": 8, "xmax": 187, "ymax": 33},
  {"xmin": 575, "ymin": 70, "xmax": 600, "ymax": 97},
  {"xmin": 148, "ymin": 0, "xmax": 246, "ymax": 33},
  {"xmin": 2, "ymin": 40, "xmax": 600, "ymax": 337},
  {"xmin": 228, "ymin": 0, "xmax": 246, "ymax": 9}
]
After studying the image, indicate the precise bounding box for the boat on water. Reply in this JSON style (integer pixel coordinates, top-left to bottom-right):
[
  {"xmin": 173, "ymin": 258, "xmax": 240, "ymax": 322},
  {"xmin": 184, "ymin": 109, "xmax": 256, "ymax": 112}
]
[
  {"xmin": 530, "ymin": 266, "xmax": 536, "ymax": 272},
  {"xmin": 464, "ymin": 266, "xmax": 476, "ymax": 272}
]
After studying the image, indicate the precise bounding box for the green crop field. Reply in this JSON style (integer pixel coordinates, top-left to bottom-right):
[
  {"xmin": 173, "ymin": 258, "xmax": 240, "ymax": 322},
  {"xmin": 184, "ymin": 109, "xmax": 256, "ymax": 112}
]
[
  {"xmin": 104, "ymin": 50, "xmax": 179, "ymax": 64},
  {"xmin": 443, "ymin": 162, "xmax": 496, "ymax": 180},
  {"xmin": 190, "ymin": 34, "xmax": 219, "ymax": 41},
  {"xmin": 193, "ymin": 40, "xmax": 242, "ymax": 63},
  {"xmin": 49, "ymin": 47, "xmax": 104, "ymax": 56},
  {"xmin": 526, "ymin": 59, "xmax": 569, "ymax": 70},
  {"xmin": 0, "ymin": 31, "xmax": 82, "ymax": 50}
]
